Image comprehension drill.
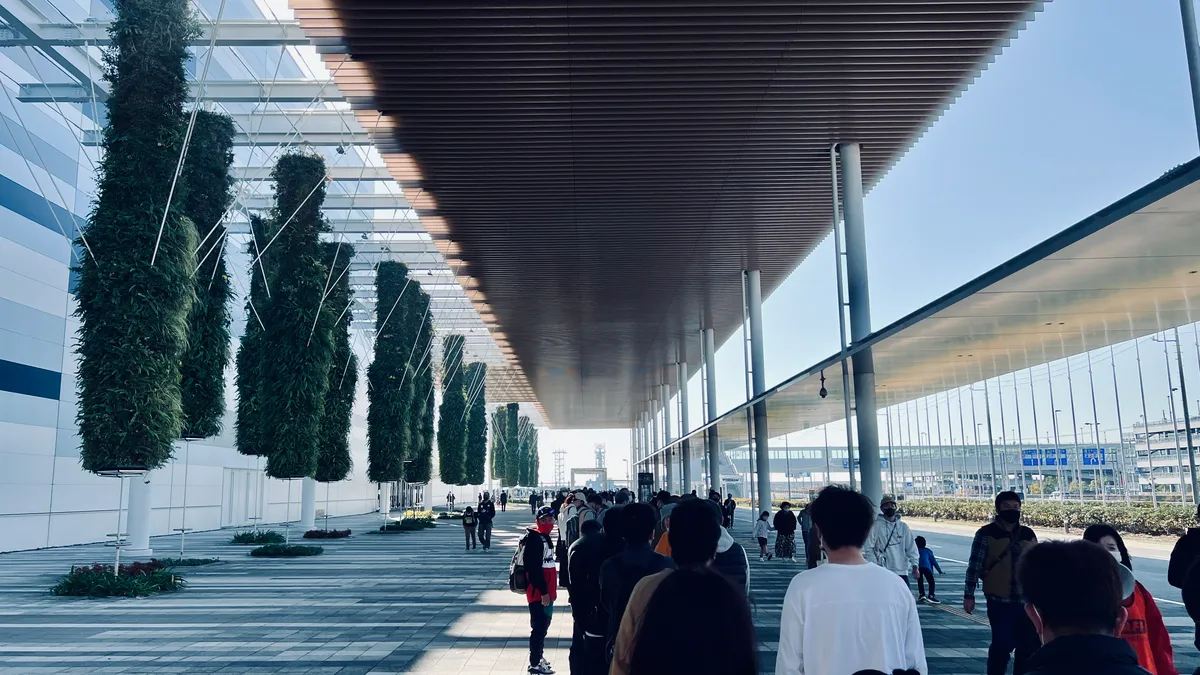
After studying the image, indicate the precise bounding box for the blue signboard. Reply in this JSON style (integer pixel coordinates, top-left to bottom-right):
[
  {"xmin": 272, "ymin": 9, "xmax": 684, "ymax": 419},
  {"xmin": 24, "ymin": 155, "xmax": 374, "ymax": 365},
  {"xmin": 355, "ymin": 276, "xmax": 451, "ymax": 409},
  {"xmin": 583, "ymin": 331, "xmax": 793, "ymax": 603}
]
[
  {"xmin": 1082, "ymin": 448, "xmax": 1107, "ymax": 466},
  {"xmin": 841, "ymin": 458, "xmax": 889, "ymax": 469},
  {"xmin": 1022, "ymin": 448, "xmax": 1070, "ymax": 466}
]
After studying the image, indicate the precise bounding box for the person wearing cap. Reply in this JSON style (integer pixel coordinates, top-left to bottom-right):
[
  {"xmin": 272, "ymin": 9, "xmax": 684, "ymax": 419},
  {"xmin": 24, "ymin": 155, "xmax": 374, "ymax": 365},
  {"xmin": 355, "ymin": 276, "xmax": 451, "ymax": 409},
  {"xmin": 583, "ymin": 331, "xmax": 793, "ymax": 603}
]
[
  {"xmin": 866, "ymin": 495, "xmax": 919, "ymax": 584},
  {"xmin": 1018, "ymin": 540, "xmax": 1149, "ymax": 675},
  {"xmin": 600, "ymin": 502, "xmax": 676, "ymax": 664},
  {"xmin": 523, "ymin": 506, "xmax": 559, "ymax": 674},
  {"xmin": 653, "ymin": 502, "xmax": 678, "ymax": 557}
]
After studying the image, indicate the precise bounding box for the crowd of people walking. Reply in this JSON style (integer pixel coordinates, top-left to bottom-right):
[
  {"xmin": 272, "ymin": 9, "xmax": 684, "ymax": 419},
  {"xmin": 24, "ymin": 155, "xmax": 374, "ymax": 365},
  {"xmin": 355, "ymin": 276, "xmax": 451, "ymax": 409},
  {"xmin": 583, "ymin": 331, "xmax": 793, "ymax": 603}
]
[{"xmin": 496, "ymin": 482, "xmax": 1198, "ymax": 675}]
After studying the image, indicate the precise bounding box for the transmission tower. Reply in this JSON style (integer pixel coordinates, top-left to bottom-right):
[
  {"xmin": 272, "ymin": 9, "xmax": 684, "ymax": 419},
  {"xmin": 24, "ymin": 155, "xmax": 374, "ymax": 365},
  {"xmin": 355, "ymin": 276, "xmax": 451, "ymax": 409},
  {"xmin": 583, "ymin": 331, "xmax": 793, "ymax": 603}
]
[
  {"xmin": 553, "ymin": 448, "xmax": 567, "ymax": 487},
  {"xmin": 594, "ymin": 443, "xmax": 607, "ymax": 469}
]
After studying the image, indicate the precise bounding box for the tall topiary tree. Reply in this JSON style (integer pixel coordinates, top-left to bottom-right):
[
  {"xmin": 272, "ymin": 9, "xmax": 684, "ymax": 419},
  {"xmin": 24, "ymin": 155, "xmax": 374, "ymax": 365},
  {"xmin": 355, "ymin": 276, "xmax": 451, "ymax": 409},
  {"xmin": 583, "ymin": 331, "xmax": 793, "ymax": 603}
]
[
  {"xmin": 529, "ymin": 427, "xmax": 540, "ymax": 487},
  {"xmin": 490, "ymin": 406, "xmax": 507, "ymax": 485},
  {"xmin": 405, "ymin": 289, "xmax": 435, "ymax": 483},
  {"xmin": 259, "ymin": 153, "xmax": 335, "ymax": 479},
  {"xmin": 516, "ymin": 416, "xmax": 532, "ymax": 486},
  {"xmin": 74, "ymin": 0, "xmax": 198, "ymax": 472},
  {"xmin": 463, "ymin": 362, "xmax": 488, "ymax": 485},
  {"xmin": 437, "ymin": 335, "xmax": 467, "ymax": 484},
  {"xmin": 504, "ymin": 402, "xmax": 520, "ymax": 486},
  {"xmin": 235, "ymin": 215, "xmax": 273, "ymax": 457},
  {"xmin": 314, "ymin": 243, "xmax": 356, "ymax": 483},
  {"xmin": 179, "ymin": 109, "xmax": 236, "ymax": 439},
  {"xmin": 367, "ymin": 261, "xmax": 411, "ymax": 483}
]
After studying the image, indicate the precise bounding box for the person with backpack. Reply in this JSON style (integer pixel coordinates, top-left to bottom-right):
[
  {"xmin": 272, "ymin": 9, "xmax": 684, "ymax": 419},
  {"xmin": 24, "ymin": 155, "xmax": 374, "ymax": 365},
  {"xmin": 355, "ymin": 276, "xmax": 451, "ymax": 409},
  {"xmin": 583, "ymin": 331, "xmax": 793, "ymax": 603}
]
[
  {"xmin": 568, "ymin": 519, "xmax": 609, "ymax": 675},
  {"xmin": 866, "ymin": 495, "xmax": 919, "ymax": 584},
  {"xmin": 964, "ymin": 491, "xmax": 1039, "ymax": 675},
  {"xmin": 723, "ymin": 493, "xmax": 737, "ymax": 528},
  {"xmin": 600, "ymin": 502, "xmax": 676, "ymax": 663},
  {"xmin": 513, "ymin": 506, "xmax": 559, "ymax": 674},
  {"xmin": 462, "ymin": 506, "xmax": 478, "ymax": 551},
  {"xmin": 477, "ymin": 493, "xmax": 496, "ymax": 552},
  {"xmin": 1169, "ymin": 503, "xmax": 1200, "ymax": 654}
]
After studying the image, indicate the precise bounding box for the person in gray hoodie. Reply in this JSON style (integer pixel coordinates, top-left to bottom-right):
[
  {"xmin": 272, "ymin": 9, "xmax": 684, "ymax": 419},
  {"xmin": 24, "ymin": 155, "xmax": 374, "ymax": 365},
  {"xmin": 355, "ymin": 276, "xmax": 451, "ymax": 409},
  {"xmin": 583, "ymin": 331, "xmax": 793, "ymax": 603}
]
[{"xmin": 866, "ymin": 495, "xmax": 919, "ymax": 584}]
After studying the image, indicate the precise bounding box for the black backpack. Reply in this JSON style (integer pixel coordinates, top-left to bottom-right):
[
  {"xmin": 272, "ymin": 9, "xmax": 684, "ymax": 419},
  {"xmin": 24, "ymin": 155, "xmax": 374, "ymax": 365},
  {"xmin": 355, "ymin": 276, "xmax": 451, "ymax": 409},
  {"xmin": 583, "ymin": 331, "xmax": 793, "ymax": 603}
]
[{"xmin": 509, "ymin": 531, "xmax": 549, "ymax": 594}]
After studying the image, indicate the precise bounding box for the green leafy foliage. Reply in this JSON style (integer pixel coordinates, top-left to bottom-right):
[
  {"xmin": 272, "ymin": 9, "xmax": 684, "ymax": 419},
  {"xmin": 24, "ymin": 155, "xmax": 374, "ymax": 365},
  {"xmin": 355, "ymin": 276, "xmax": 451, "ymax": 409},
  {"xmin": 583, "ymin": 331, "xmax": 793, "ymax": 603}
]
[
  {"xmin": 259, "ymin": 153, "xmax": 336, "ymax": 479},
  {"xmin": 156, "ymin": 557, "xmax": 219, "ymax": 567},
  {"xmin": 234, "ymin": 215, "xmax": 274, "ymax": 457},
  {"xmin": 405, "ymin": 290, "xmax": 435, "ymax": 484},
  {"xmin": 74, "ymin": 0, "xmax": 199, "ymax": 473},
  {"xmin": 229, "ymin": 530, "xmax": 285, "ymax": 545},
  {"xmin": 463, "ymin": 362, "xmax": 487, "ymax": 485},
  {"xmin": 314, "ymin": 243, "xmax": 356, "ymax": 483},
  {"xmin": 504, "ymin": 403, "xmax": 520, "ymax": 486},
  {"xmin": 367, "ymin": 261, "xmax": 413, "ymax": 483},
  {"xmin": 302, "ymin": 529, "xmax": 351, "ymax": 539},
  {"xmin": 517, "ymin": 416, "xmax": 532, "ymax": 486},
  {"xmin": 379, "ymin": 518, "xmax": 435, "ymax": 532},
  {"xmin": 437, "ymin": 335, "xmax": 468, "ymax": 485},
  {"xmin": 901, "ymin": 498, "xmax": 1196, "ymax": 537},
  {"xmin": 490, "ymin": 406, "xmax": 507, "ymax": 485},
  {"xmin": 249, "ymin": 544, "xmax": 323, "ymax": 557},
  {"xmin": 52, "ymin": 561, "xmax": 183, "ymax": 597},
  {"xmin": 528, "ymin": 426, "xmax": 540, "ymax": 486},
  {"xmin": 179, "ymin": 110, "xmax": 236, "ymax": 439}
]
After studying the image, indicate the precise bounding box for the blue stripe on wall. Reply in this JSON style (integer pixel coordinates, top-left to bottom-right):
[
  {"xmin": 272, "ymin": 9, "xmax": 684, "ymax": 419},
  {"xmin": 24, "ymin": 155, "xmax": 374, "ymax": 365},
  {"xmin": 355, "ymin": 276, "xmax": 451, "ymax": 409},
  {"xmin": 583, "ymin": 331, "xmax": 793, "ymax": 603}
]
[
  {"xmin": 0, "ymin": 173, "xmax": 83, "ymax": 242},
  {"xmin": 0, "ymin": 358, "xmax": 61, "ymax": 400}
]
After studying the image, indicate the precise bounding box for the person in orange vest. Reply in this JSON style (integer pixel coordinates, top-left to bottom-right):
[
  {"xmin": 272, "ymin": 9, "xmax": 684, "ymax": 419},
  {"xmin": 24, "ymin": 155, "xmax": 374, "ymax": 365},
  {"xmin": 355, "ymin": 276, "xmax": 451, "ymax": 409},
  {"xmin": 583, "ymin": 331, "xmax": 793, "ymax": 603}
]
[
  {"xmin": 653, "ymin": 502, "xmax": 677, "ymax": 557},
  {"xmin": 1084, "ymin": 524, "xmax": 1176, "ymax": 675}
]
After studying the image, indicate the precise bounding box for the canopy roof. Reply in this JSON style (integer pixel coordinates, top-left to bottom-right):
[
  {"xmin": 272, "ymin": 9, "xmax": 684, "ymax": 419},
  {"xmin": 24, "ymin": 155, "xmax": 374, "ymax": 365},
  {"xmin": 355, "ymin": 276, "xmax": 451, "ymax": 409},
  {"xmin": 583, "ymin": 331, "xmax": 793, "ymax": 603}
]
[{"xmin": 291, "ymin": 0, "xmax": 1041, "ymax": 427}]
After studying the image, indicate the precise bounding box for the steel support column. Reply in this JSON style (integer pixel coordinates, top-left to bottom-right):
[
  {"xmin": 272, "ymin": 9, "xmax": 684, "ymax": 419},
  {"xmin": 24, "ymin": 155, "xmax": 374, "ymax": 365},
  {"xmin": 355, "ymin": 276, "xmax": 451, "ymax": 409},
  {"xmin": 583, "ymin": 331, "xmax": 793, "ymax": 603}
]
[
  {"xmin": 703, "ymin": 327, "xmax": 721, "ymax": 494},
  {"xmin": 650, "ymin": 400, "xmax": 660, "ymax": 489},
  {"xmin": 746, "ymin": 270, "xmax": 772, "ymax": 511},
  {"xmin": 838, "ymin": 142, "xmax": 882, "ymax": 506},
  {"xmin": 1182, "ymin": 0, "xmax": 1200, "ymax": 143},
  {"xmin": 662, "ymin": 382, "xmax": 675, "ymax": 492},
  {"xmin": 678, "ymin": 361, "xmax": 692, "ymax": 493}
]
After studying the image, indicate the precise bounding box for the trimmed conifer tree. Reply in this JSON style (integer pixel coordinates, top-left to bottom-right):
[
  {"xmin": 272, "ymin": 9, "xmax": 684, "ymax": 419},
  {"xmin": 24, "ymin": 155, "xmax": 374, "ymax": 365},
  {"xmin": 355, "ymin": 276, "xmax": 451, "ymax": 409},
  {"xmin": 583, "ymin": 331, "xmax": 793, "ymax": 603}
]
[
  {"xmin": 437, "ymin": 335, "xmax": 468, "ymax": 484},
  {"xmin": 235, "ymin": 215, "xmax": 273, "ymax": 457},
  {"xmin": 259, "ymin": 153, "xmax": 335, "ymax": 479},
  {"xmin": 367, "ymin": 261, "xmax": 411, "ymax": 483},
  {"xmin": 463, "ymin": 362, "xmax": 487, "ymax": 485},
  {"xmin": 529, "ymin": 428, "xmax": 540, "ymax": 487},
  {"xmin": 405, "ymin": 289, "xmax": 434, "ymax": 483},
  {"xmin": 516, "ymin": 416, "xmax": 532, "ymax": 486},
  {"xmin": 314, "ymin": 242, "xmax": 356, "ymax": 483},
  {"xmin": 179, "ymin": 109, "xmax": 236, "ymax": 440},
  {"xmin": 490, "ymin": 406, "xmax": 507, "ymax": 485},
  {"xmin": 74, "ymin": 0, "xmax": 198, "ymax": 472},
  {"xmin": 504, "ymin": 402, "xmax": 520, "ymax": 486}
]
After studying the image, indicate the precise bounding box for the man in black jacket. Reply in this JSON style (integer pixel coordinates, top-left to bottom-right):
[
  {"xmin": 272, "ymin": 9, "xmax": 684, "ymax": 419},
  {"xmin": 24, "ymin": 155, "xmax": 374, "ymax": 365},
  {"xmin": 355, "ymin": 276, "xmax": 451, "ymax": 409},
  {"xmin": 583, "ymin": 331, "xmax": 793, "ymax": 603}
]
[
  {"xmin": 599, "ymin": 502, "xmax": 675, "ymax": 661},
  {"xmin": 1018, "ymin": 540, "xmax": 1147, "ymax": 675},
  {"xmin": 568, "ymin": 519, "xmax": 608, "ymax": 675},
  {"xmin": 1168, "ymin": 503, "xmax": 1200, "ymax": 651},
  {"xmin": 523, "ymin": 507, "xmax": 558, "ymax": 675},
  {"xmin": 477, "ymin": 492, "xmax": 496, "ymax": 551}
]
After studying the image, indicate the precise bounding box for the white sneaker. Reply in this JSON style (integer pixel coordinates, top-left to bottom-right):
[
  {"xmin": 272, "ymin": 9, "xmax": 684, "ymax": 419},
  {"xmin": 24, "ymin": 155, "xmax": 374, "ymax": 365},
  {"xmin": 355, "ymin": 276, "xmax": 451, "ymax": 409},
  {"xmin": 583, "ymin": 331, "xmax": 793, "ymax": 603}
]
[
  {"xmin": 539, "ymin": 657, "xmax": 555, "ymax": 673},
  {"xmin": 528, "ymin": 664, "xmax": 552, "ymax": 674}
]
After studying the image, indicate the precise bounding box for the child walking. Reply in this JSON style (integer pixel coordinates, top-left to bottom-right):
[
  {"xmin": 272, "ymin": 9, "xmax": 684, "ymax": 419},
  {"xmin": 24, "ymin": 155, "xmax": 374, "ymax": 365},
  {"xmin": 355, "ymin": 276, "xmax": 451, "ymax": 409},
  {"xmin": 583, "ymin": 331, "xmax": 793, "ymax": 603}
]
[
  {"xmin": 915, "ymin": 536, "xmax": 942, "ymax": 604},
  {"xmin": 754, "ymin": 510, "xmax": 774, "ymax": 561},
  {"xmin": 462, "ymin": 506, "xmax": 478, "ymax": 551}
]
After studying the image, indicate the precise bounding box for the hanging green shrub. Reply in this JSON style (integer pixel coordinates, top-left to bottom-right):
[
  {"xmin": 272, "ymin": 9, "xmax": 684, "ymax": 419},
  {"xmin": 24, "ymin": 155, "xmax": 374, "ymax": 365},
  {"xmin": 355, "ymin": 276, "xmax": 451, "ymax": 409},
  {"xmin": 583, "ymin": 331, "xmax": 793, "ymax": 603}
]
[
  {"xmin": 367, "ymin": 261, "xmax": 412, "ymax": 483},
  {"xmin": 179, "ymin": 109, "xmax": 236, "ymax": 440},
  {"xmin": 463, "ymin": 362, "xmax": 488, "ymax": 485},
  {"xmin": 235, "ymin": 215, "xmax": 273, "ymax": 457},
  {"xmin": 490, "ymin": 406, "xmax": 507, "ymax": 485},
  {"xmin": 74, "ymin": 0, "xmax": 199, "ymax": 473},
  {"xmin": 437, "ymin": 335, "xmax": 468, "ymax": 484},
  {"xmin": 315, "ymin": 242, "xmax": 356, "ymax": 483},
  {"xmin": 405, "ymin": 290, "xmax": 435, "ymax": 484},
  {"xmin": 529, "ymin": 425, "xmax": 540, "ymax": 486},
  {"xmin": 259, "ymin": 153, "xmax": 335, "ymax": 479},
  {"xmin": 504, "ymin": 402, "xmax": 520, "ymax": 486},
  {"xmin": 517, "ymin": 416, "xmax": 532, "ymax": 486}
]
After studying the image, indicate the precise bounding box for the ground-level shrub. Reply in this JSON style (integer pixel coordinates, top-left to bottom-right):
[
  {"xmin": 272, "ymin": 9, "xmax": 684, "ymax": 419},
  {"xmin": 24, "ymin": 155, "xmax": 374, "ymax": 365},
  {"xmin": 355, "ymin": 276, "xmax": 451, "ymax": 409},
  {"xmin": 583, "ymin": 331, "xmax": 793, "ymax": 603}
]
[
  {"xmin": 230, "ymin": 530, "xmax": 286, "ymax": 545},
  {"xmin": 249, "ymin": 544, "xmax": 323, "ymax": 557},
  {"xmin": 379, "ymin": 518, "xmax": 435, "ymax": 532},
  {"xmin": 437, "ymin": 511, "xmax": 464, "ymax": 520},
  {"xmin": 51, "ymin": 562, "xmax": 183, "ymax": 597},
  {"xmin": 157, "ymin": 557, "xmax": 219, "ymax": 567},
  {"xmin": 303, "ymin": 529, "xmax": 351, "ymax": 539},
  {"xmin": 901, "ymin": 498, "xmax": 1195, "ymax": 537}
]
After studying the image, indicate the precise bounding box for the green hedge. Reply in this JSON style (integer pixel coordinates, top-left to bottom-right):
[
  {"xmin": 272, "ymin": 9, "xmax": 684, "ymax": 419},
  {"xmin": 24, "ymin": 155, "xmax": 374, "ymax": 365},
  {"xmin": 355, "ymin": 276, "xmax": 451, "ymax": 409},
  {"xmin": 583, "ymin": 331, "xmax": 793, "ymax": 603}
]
[
  {"xmin": 490, "ymin": 406, "xmax": 507, "ymax": 485},
  {"xmin": 437, "ymin": 335, "xmax": 467, "ymax": 484},
  {"xmin": 504, "ymin": 403, "xmax": 520, "ymax": 486},
  {"xmin": 230, "ymin": 530, "xmax": 285, "ymax": 545},
  {"xmin": 404, "ymin": 289, "xmax": 434, "ymax": 484},
  {"xmin": 463, "ymin": 362, "xmax": 487, "ymax": 485},
  {"xmin": 314, "ymin": 242, "xmax": 356, "ymax": 483},
  {"xmin": 234, "ymin": 214, "xmax": 274, "ymax": 457},
  {"xmin": 179, "ymin": 109, "xmax": 236, "ymax": 439},
  {"xmin": 74, "ymin": 0, "xmax": 199, "ymax": 473},
  {"xmin": 250, "ymin": 544, "xmax": 323, "ymax": 557},
  {"xmin": 52, "ymin": 561, "xmax": 183, "ymax": 597},
  {"xmin": 901, "ymin": 498, "xmax": 1196, "ymax": 537},
  {"xmin": 367, "ymin": 261, "xmax": 412, "ymax": 483}
]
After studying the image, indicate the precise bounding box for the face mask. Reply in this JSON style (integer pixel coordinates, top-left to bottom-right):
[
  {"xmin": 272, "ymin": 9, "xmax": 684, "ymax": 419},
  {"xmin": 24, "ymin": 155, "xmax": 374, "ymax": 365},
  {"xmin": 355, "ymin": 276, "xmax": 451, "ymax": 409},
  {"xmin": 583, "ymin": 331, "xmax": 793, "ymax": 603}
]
[
  {"xmin": 536, "ymin": 521, "xmax": 553, "ymax": 534},
  {"xmin": 1110, "ymin": 549, "xmax": 1123, "ymax": 564},
  {"xmin": 882, "ymin": 507, "xmax": 897, "ymax": 518},
  {"xmin": 997, "ymin": 509, "xmax": 1020, "ymax": 525}
]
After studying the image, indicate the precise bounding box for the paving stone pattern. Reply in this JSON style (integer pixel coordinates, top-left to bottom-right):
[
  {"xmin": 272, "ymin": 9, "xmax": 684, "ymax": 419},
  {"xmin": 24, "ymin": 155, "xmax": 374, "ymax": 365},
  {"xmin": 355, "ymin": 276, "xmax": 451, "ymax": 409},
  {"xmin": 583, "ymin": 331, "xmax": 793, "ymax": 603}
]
[{"xmin": 0, "ymin": 508, "xmax": 1196, "ymax": 674}]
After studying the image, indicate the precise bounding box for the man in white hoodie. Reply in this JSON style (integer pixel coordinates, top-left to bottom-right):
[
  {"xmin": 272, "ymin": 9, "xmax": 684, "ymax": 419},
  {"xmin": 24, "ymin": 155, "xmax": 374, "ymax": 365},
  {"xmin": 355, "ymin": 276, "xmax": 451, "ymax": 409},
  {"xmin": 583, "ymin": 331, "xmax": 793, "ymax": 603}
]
[{"xmin": 866, "ymin": 495, "xmax": 919, "ymax": 584}]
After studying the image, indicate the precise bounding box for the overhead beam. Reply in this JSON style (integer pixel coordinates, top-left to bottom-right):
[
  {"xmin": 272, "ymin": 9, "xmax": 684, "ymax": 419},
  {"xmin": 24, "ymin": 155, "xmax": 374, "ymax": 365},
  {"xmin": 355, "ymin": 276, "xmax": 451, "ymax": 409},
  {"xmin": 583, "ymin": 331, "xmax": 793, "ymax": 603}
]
[
  {"xmin": 0, "ymin": 4, "xmax": 103, "ymax": 94},
  {"xmin": 0, "ymin": 20, "xmax": 317, "ymax": 47},
  {"xmin": 18, "ymin": 80, "xmax": 360, "ymax": 105},
  {"xmin": 83, "ymin": 128, "xmax": 371, "ymax": 147},
  {"xmin": 227, "ymin": 218, "xmax": 422, "ymax": 235},
  {"xmin": 234, "ymin": 165, "xmax": 407, "ymax": 183},
  {"xmin": 239, "ymin": 194, "xmax": 412, "ymax": 211}
]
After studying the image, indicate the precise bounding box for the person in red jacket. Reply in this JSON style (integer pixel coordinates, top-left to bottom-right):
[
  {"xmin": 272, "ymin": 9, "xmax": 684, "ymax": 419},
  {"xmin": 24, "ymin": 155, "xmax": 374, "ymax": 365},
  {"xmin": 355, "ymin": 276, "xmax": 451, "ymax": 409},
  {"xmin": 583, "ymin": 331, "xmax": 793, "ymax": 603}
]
[
  {"xmin": 523, "ymin": 506, "xmax": 559, "ymax": 674},
  {"xmin": 1083, "ymin": 524, "xmax": 1176, "ymax": 675}
]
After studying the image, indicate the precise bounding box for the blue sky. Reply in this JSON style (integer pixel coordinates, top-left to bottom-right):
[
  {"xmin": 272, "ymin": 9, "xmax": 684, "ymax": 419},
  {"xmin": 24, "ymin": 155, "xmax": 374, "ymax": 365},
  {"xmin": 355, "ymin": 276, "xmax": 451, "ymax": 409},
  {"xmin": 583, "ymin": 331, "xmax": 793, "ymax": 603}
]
[{"xmin": 543, "ymin": 0, "xmax": 1200, "ymax": 481}]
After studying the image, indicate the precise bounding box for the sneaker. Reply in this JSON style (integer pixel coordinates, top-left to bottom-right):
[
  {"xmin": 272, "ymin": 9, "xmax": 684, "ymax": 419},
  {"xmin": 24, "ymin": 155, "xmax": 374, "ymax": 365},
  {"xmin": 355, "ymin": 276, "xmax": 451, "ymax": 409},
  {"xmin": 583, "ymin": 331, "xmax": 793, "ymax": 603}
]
[
  {"xmin": 917, "ymin": 595, "xmax": 927, "ymax": 604},
  {"xmin": 528, "ymin": 665, "xmax": 552, "ymax": 674},
  {"xmin": 927, "ymin": 596, "xmax": 942, "ymax": 605},
  {"xmin": 539, "ymin": 657, "xmax": 556, "ymax": 673},
  {"xmin": 766, "ymin": 553, "xmax": 773, "ymax": 561}
]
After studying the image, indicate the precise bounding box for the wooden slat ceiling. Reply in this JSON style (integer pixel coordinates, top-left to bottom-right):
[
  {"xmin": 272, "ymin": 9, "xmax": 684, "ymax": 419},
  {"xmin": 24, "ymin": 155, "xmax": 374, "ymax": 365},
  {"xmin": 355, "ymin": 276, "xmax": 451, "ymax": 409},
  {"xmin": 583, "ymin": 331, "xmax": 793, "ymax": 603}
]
[{"xmin": 289, "ymin": 0, "xmax": 1041, "ymax": 428}]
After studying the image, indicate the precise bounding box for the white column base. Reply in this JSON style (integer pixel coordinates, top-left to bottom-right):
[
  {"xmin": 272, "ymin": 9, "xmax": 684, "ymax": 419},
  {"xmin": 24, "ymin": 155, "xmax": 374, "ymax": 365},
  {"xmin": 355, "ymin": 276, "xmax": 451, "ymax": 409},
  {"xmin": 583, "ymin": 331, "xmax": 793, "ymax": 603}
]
[
  {"xmin": 126, "ymin": 475, "xmax": 153, "ymax": 556},
  {"xmin": 300, "ymin": 477, "xmax": 317, "ymax": 529}
]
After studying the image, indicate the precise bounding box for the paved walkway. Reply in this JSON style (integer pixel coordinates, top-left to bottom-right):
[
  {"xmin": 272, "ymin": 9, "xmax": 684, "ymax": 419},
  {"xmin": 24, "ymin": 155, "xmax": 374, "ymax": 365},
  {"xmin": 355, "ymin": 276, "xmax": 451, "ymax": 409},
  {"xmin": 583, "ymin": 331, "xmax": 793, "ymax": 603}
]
[{"xmin": 0, "ymin": 507, "xmax": 1196, "ymax": 674}]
